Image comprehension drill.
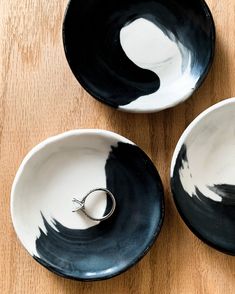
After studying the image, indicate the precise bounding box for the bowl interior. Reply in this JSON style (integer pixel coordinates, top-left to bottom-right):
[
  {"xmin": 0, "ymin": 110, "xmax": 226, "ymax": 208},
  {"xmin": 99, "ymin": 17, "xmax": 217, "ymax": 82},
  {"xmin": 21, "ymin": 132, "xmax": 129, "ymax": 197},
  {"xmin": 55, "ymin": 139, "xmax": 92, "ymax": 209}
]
[
  {"xmin": 63, "ymin": 0, "xmax": 215, "ymax": 112},
  {"xmin": 11, "ymin": 130, "xmax": 164, "ymax": 280},
  {"xmin": 171, "ymin": 100, "xmax": 235, "ymax": 254}
]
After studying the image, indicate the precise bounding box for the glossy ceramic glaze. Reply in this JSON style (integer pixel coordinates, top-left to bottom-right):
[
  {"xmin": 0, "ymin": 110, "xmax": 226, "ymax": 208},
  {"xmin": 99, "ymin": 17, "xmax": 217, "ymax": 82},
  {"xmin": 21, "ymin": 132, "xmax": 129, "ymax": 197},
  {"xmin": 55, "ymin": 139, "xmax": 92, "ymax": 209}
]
[
  {"xmin": 63, "ymin": 0, "xmax": 215, "ymax": 113},
  {"xmin": 11, "ymin": 129, "xmax": 164, "ymax": 280},
  {"xmin": 171, "ymin": 98, "xmax": 235, "ymax": 254}
]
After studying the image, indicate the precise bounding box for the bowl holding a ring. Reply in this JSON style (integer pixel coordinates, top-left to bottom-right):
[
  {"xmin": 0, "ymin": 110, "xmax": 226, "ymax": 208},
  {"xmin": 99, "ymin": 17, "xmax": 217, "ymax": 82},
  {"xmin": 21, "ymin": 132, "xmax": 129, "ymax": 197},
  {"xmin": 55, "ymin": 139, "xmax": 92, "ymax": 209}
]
[{"xmin": 11, "ymin": 129, "xmax": 164, "ymax": 280}]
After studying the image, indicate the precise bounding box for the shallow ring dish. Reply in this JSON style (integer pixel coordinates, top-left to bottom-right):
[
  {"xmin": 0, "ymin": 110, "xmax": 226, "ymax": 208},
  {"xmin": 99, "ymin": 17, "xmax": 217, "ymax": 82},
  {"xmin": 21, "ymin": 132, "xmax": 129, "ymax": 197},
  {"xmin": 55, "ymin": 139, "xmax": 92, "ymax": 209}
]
[{"xmin": 11, "ymin": 129, "xmax": 164, "ymax": 280}]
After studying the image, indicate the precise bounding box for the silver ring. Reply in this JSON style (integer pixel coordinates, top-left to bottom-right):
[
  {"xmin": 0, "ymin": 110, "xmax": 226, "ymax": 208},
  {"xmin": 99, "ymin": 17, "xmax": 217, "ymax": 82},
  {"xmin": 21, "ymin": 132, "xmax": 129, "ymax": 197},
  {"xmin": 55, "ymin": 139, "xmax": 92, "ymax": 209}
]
[{"xmin": 72, "ymin": 188, "xmax": 116, "ymax": 221}]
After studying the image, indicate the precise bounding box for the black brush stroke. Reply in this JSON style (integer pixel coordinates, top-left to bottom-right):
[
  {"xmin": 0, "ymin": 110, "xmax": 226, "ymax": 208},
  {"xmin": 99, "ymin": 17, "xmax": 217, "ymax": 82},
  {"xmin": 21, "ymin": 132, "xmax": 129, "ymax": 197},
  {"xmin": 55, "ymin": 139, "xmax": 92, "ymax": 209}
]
[
  {"xmin": 63, "ymin": 0, "xmax": 215, "ymax": 107},
  {"xmin": 171, "ymin": 144, "xmax": 235, "ymax": 255},
  {"xmin": 209, "ymin": 185, "xmax": 235, "ymax": 205},
  {"xmin": 34, "ymin": 142, "xmax": 164, "ymax": 280}
]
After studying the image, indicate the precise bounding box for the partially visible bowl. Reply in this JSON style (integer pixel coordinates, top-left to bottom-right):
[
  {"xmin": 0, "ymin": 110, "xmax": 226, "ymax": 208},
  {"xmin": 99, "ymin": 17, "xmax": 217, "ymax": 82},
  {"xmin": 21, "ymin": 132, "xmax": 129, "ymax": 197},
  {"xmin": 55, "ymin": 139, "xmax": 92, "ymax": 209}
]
[
  {"xmin": 11, "ymin": 129, "xmax": 164, "ymax": 280},
  {"xmin": 63, "ymin": 0, "xmax": 215, "ymax": 113},
  {"xmin": 171, "ymin": 98, "xmax": 235, "ymax": 255}
]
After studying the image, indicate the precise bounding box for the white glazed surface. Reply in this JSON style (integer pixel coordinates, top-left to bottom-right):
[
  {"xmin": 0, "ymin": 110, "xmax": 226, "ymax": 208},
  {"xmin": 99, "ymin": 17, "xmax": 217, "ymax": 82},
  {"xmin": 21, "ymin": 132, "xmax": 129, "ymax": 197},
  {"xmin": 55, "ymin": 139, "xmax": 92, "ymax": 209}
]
[
  {"xmin": 171, "ymin": 98, "xmax": 235, "ymax": 203},
  {"xmin": 119, "ymin": 18, "xmax": 195, "ymax": 112},
  {"xmin": 11, "ymin": 130, "xmax": 133, "ymax": 257}
]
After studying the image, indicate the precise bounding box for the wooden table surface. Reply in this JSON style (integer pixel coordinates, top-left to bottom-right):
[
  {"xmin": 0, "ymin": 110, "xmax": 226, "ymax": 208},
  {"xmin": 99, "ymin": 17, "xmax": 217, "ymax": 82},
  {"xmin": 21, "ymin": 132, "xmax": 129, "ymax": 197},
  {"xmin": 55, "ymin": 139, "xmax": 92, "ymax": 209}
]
[{"xmin": 1, "ymin": 0, "xmax": 235, "ymax": 293}]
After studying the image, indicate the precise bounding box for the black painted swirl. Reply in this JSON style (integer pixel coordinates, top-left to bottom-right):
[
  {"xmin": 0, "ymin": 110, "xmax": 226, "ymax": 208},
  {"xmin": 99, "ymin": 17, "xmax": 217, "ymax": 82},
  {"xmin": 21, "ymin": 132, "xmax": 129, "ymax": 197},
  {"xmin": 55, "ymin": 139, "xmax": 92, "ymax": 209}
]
[
  {"xmin": 171, "ymin": 144, "xmax": 235, "ymax": 255},
  {"xmin": 63, "ymin": 0, "xmax": 215, "ymax": 107},
  {"xmin": 209, "ymin": 184, "xmax": 235, "ymax": 205},
  {"xmin": 34, "ymin": 142, "xmax": 164, "ymax": 280}
]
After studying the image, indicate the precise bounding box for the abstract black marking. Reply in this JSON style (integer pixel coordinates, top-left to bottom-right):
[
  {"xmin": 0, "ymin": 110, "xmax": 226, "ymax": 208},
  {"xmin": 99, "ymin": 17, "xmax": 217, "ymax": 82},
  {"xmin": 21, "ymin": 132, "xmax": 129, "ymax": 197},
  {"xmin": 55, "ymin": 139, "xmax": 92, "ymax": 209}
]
[
  {"xmin": 171, "ymin": 144, "xmax": 235, "ymax": 255},
  {"xmin": 63, "ymin": 0, "xmax": 215, "ymax": 107},
  {"xmin": 34, "ymin": 142, "xmax": 164, "ymax": 280},
  {"xmin": 209, "ymin": 184, "xmax": 235, "ymax": 205}
]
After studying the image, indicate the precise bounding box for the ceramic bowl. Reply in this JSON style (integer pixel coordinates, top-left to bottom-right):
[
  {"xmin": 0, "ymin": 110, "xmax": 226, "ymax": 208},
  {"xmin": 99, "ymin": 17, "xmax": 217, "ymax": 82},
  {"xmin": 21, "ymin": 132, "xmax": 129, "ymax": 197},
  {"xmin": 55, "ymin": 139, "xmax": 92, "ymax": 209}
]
[
  {"xmin": 11, "ymin": 129, "xmax": 164, "ymax": 280},
  {"xmin": 171, "ymin": 98, "xmax": 235, "ymax": 254},
  {"xmin": 63, "ymin": 0, "xmax": 215, "ymax": 113}
]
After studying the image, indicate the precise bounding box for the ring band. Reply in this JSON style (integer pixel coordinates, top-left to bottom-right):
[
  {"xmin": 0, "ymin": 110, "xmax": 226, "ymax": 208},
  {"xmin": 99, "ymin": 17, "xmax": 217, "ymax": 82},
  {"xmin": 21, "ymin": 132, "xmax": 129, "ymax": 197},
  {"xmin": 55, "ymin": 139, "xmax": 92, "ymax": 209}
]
[{"xmin": 72, "ymin": 188, "xmax": 116, "ymax": 221}]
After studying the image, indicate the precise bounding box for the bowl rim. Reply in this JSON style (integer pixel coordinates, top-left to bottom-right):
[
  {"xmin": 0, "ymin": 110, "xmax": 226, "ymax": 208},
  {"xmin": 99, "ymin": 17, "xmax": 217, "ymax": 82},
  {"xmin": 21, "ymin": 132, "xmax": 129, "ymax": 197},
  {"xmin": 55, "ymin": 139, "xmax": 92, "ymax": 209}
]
[
  {"xmin": 170, "ymin": 97, "xmax": 235, "ymax": 255},
  {"xmin": 11, "ymin": 129, "xmax": 165, "ymax": 281},
  {"xmin": 62, "ymin": 0, "xmax": 216, "ymax": 113}
]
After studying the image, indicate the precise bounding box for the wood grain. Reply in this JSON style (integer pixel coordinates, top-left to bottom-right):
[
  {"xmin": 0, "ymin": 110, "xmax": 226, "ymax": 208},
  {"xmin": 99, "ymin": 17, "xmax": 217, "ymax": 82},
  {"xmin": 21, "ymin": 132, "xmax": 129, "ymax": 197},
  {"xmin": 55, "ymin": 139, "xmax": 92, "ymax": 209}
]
[{"xmin": 1, "ymin": 0, "xmax": 235, "ymax": 293}]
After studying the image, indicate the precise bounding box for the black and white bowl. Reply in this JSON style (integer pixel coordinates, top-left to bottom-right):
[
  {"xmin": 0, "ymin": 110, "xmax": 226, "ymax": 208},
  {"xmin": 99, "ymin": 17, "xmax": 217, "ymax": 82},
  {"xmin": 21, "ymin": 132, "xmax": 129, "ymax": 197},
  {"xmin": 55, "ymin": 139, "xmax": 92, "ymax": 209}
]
[
  {"xmin": 171, "ymin": 98, "xmax": 235, "ymax": 255},
  {"xmin": 63, "ymin": 0, "xmax": 215, "ymax": 113},
  {"xmin": 11, "ymin": 129, "xmax": 164, "ymax": 280}
]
